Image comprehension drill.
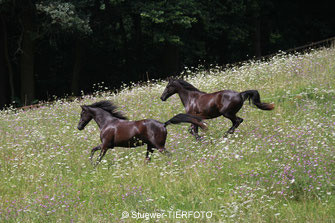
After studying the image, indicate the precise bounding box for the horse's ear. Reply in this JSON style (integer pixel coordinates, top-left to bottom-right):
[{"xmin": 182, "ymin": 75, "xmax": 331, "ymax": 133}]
[
  {"xmin": 168, "ymin": 77, "xmax": 173, "ymax": 83},
  {"xmin": 80, "ymin": 105, "xmax": 87, "ymax": 111}
]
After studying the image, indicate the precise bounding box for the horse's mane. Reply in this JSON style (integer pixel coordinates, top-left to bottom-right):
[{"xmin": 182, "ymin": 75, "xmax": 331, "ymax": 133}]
[
  {"xmin": 175, "ymin": 79, "xmax": 203, "ymax": 92},
  {"xmin": 88, "ymin": 100, "xmax": 128, "ymax": 120}
]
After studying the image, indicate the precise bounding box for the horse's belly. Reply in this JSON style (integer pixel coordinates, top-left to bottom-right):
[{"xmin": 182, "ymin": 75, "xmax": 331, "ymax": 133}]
[
  {"xmin": 189, "ymin": 104, "xmax": 221, "ymax": 119},
  {"xmin": 203, "ymin": 109, "xmax": 221, "ymax": 119},
  {"xmin": 116, "ymin": 137, "xmax": 145, "ymax": 148}
]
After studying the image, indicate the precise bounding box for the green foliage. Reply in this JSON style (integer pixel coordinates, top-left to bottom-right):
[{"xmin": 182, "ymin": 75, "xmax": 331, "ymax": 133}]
[
  {"xmin": 136, "ymin": 0, "xmax": 199, "ymax": 45},
  {"xmin": 0, "ymin": 0, "xmax": 13, "ymax": 13},
  {"xmin": 36, "ymin": 1, "xmax": 92, "ymax": 35},
  {"xmin": 1, "ymin": 0, "xmax": 335, "ymax": 107}
]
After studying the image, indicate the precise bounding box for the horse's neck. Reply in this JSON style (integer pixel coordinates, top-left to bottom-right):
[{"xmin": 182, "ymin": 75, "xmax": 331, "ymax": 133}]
[
  {"xmin": 177, "ymin": 88, "xmax": 198, "ymax": 107},
  {"xmin": 91, "ymin": 108, "xmax": 115, "ymax": 130}
]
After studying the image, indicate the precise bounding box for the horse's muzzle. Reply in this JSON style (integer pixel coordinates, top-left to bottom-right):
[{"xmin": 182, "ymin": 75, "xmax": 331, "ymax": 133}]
[{"xmin": 160, "ymin": 96, "xmax": 166, "ymax": 101}]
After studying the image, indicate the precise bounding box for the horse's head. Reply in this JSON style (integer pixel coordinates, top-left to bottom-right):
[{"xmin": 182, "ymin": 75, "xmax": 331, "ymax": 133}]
[
  {"xmin": 77, "ymin": 105, "xmax": 93, "ymax": 130},
  {"xmin": 160, "ymin": 78, "xmax": 179, "ymax": 101}
]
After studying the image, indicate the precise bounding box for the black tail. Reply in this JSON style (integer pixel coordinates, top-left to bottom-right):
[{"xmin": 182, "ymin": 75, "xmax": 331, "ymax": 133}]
[
  {"xmin": 240, "ymin": 90, "xmax": 274, "ymax": 110},
  {"xmin": 164, "ymin": 113, "xmax": 208, "ymax": 130}
]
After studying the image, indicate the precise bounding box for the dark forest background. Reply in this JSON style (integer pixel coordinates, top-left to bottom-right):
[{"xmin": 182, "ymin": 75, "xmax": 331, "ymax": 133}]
[{"xmin": 0, "ymin": 0, "xmax": 334, "ymax": 108}]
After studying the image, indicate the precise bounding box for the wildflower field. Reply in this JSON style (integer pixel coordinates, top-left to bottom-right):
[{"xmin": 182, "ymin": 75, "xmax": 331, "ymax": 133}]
[{"xmin": 1, "ymin": 47, "xmax": 335, "ymax": 222}]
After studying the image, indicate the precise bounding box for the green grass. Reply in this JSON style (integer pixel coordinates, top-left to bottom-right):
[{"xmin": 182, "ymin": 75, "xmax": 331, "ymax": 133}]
[{"xmin": 1, "ymin": 47, "xmax": 335, "ymax": 222}]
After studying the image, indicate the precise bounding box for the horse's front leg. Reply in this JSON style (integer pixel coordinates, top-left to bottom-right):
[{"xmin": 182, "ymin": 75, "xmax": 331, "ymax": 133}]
[
  {"xmin": 90, "ymin": 145, "xmax": 101, "ymax": 163},
  {"xmin": 188, "ymin": 124, "xmax": 201, "ymax": 140},
  {"xmin": 94, "ymin": 147, "xmax": 107, "ymax": 167}
]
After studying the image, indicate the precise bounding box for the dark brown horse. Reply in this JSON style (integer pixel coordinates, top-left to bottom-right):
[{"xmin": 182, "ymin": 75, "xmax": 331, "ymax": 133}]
[
  {"xmin": 160, "ymin": 79, "xmax": 274, "ymax": 138},
  {"xmin": 77, "ymin": 100, "xmax": 207, "ymax": 165}
]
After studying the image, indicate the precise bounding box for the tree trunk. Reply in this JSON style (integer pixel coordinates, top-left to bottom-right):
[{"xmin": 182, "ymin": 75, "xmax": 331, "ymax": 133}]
[
  {"xmin": 248, "ymin": 0, "xmax": 262, "ymax": 58},
  {"xmin": 119, "ymin": 14, "xmax": 130, "ymax": 73},
  {"xmin": 132, "ymin": 13, "xmax": 143, "ymax": 77},
  {"xmin": 104, "ymin": 0, "xmax": 132, "ymax": 79},
  {"xmin": 19, "ymin": 2, "xmax": 36, "ymax": 105},
  {"xmin": 71, "ymin": 39, "xmax": 85, "ymax": 95},
  {"xmin": 161, "ymin": 43, "xmax": 179, "ymax": 76},
  {"xmin": 1, "ymin": 14, "xmax": 16, "ymax": 104},
  {"xmin": 0, "ymin": 15, "xmax": 9, "ymax": 108},
  {"xmin": 253, "ymin": 16, "xmax": 262, "ymax": 57}
]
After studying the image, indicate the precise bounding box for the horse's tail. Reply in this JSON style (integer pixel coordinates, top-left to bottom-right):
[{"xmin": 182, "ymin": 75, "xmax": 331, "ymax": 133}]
[
  {"xmin": 240, "ymin": 90, "xmax": 274, "ymax": 110},
  {"xmin": 164, "ymin": 114, "xmax": 208, "ymax": 130}
]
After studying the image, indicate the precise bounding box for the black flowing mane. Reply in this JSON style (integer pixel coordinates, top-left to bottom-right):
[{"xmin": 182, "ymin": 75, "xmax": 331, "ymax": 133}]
[
  {"xmin": 88, "ymin": 101, "xmax": 128, "ymax": 120},
  {"xmin": 175, "ymin": 79, "xmax": 204, "ymax": 92}
]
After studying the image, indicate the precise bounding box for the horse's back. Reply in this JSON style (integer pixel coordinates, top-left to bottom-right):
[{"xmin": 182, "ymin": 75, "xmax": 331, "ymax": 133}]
[
  {"xmin": 192, "ymin": 90, "xmax": 243, "ymax": 118},
  {"xmin": 219, "ymin": 90, "xmax": 242, "ymax": 102}
]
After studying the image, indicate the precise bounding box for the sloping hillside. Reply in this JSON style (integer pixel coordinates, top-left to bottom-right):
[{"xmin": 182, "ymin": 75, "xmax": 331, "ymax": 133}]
[{"xmin": 1, "ymin": 47, "xmax": 335, "ymax": 222}]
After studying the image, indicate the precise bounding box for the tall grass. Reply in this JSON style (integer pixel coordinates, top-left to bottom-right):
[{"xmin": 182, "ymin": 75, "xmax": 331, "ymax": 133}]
[{"xmin": 1, "ymin": 47, "xmax": 335, "ymax": 222}]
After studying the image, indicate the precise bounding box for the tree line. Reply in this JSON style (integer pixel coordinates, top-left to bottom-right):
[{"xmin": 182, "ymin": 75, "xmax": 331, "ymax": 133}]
[{"xmin": 0, "ymin": 0, "xmax": 334, "ymax": 108}]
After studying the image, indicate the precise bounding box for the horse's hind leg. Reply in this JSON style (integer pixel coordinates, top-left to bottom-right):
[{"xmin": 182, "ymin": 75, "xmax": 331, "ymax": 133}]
[
  {"xmin": 188, "ymin": 124, "xmax": 201, "ymax": 140},
  {"xmin": 155, "ymin": 141, "xmax": 171, "ymax": 157},
  {"xmin": 145, "ymin": 145, "xmax": 154, "ymax": 162},
  {"xmin": 158, "ymin": 147, "xmax": 171, "ymax": 157},
  {"xmin": 223, "ymin": 113, "xmax": 244, "ymax": 135}
]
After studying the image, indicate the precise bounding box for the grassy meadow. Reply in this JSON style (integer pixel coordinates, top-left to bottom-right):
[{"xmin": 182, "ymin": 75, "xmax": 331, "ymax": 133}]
[{"xmin": 1, "ymin": 47, "xmax": 335, "ymax": 222}]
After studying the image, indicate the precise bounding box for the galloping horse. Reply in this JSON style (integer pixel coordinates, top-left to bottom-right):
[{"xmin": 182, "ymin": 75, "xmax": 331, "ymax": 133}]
[
  {"xmin": 77, "ymin": 100, "xmax": 207, "ymax": 165},
  {"xmin": 160, "ymin": 79, "xmax": 274, "ymax": 138}
]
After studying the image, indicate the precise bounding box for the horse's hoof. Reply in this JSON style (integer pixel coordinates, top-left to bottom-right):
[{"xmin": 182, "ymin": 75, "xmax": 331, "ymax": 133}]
[
  {"xmin": 223, "ymin": 132, "xmax": 230, "ymax": 138},
  {"xmin": 94, "ymin": 161, "xmax": 100, "ymax": 167},
  {"xmin": 227, "ymin": 129, "xmax": 235, "ymax": 134},
  {"xmin": 162, "ymin": 150, "xmax": 172, "ymax": 157}
]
